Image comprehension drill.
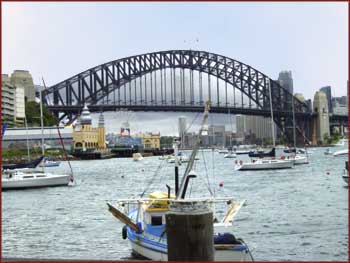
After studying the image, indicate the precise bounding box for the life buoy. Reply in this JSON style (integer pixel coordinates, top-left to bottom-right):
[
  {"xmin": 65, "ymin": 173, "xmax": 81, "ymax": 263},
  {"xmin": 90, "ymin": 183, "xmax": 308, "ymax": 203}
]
[{"xmin": 122, "ymin": 225, "xmax": 127, "ymax": 239}]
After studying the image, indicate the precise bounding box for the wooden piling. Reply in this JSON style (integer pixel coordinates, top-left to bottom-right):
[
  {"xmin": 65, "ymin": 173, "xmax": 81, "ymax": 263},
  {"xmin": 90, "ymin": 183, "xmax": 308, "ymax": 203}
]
[{"xmin": 166, "ymin": 201, "xmax": 214, "ymax": 261}]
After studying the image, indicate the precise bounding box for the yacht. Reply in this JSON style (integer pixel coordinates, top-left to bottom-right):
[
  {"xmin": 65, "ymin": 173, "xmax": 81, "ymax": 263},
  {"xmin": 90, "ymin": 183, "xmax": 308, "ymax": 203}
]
[
  {"xmin": 2, "ymin": 169, "xmax": 72, "ymax": 190},
  {"xmin": 234, "ymin": 158, "xmax": 293, "ymax": 171}
]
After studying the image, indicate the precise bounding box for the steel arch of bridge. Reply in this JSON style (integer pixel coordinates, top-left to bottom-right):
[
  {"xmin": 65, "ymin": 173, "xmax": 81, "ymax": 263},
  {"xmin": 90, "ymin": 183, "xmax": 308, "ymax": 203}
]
[{"xmin": 43, "ymin": 50, "xmax": 312, "ymax": 141}]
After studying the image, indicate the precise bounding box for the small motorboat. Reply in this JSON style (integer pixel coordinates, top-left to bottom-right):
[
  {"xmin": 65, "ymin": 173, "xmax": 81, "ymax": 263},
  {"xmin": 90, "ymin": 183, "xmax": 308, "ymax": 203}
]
[
  {"xmin": 286, "ymin": 155, "xmax": 309, "ymax": 165},
  {"xmin": 324, "ymin": 149, "xmax": 332, "ymax": 155},
  {"xmin": 234, "ymin": 158, "xmax": 293, "ymax": 171},
  {"xmin": 218, "ymin": 149, "xmax": 229, "ymax": 154},
  {"xmin": 2, "ymin": 169, "xmax": 72, "ymax": 190},
  {"xmin": 39, "ymin": 157, "xmax": 61, "ymax": 167},
  {"xmin": 132, "ymin": 153, "xmax": 143, "ymax": 161},
  {"xmin": 333, "ymin": 149, "xmax": 348, "ymax": 157},
  {"xmin": 224, "ymin": 152, "xmax": 237, "ymax": 158}
]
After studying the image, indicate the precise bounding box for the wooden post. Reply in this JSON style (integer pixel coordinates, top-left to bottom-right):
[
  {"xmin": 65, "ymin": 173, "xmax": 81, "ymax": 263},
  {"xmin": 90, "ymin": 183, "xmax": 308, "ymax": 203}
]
[{"xmin": 166, "ymin": 201, "xmax": 214, "ymax": 261}]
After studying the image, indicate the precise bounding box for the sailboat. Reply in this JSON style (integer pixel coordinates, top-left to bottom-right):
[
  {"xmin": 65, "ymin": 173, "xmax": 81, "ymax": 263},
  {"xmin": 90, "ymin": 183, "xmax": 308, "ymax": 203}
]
[
  {"xmin": 107, "ymin": 101, "xmax": 253, "ymax": 261},
  {"xmin": 2, "ymin": 90, "xmax": 72, "ymax": 190},
  {"xmin": 235, "ymin": 80, "xmax": 293, "ymax": 171},
  {"xmin": 284, "ymin": 95, "xmax": 308, "ymax": 165}
]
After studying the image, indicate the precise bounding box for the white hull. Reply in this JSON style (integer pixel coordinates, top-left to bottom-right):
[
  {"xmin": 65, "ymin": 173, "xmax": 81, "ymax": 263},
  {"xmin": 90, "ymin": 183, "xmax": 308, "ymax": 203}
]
[
  {"xmin": 224, "ymin": 153, "xmax": 237, "ymax": 158},
  {"xmin": 290, "ymin": 155, "xmax": 308, "ymax": 165},
  {"xmin": 130, "ymin": 239, "xmax": 253, "ymax": 261},
  {"xmin": 343, "ymin": 176, "xmax": 349, "ymax": 185},
  {"xmin": 2, "ymin": 173, "xmax": 71, "ymax": 189},
  {"xmin": 333, "ymin": 149, "xmax": 348, "ymax": 157},
  {"xmin": 235, "ymin": 159, "xmax": 293, "ymax": 170}
]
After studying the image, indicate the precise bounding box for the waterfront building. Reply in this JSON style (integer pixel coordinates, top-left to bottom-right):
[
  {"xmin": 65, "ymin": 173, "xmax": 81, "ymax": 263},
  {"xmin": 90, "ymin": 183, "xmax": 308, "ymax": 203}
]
[
  {"xmin": 320, "ymin": 86, "xmax": 333, "ymax": 113},
  {"xmin": 136, "ymin": 132, "xmax": 161, "ymax": 150},
  {"xmin": 2, "ymin": 126, "xmax": 73, "ymax": 150},
  {"xmin": 10, "ymin": 70, "xmax": 36, "ymax": 102},
  {"xmin": 305, "ymin": 99, "xmax": 313, "ymax": 112},
  {"xmin": 313, "ymin": 91, "xmax": 330, "ymax": 143},
  {"xmin": 2, "ymin": 74, "xmax": 26, "ymax": 127},
  {"xmin": 73, "ymin": 105, "xmax": 106, "ymax": 151}
]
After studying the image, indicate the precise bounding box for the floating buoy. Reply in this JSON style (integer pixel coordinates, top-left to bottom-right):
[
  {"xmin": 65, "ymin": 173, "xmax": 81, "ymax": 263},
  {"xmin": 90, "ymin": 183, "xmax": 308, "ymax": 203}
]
[
  {"xmin": 219, "ymin": 182, "xmax": 224, "ymax": 187},
  {"xmin": 326, "ymin": 170, "xmax": 330, "ymax": 175}
]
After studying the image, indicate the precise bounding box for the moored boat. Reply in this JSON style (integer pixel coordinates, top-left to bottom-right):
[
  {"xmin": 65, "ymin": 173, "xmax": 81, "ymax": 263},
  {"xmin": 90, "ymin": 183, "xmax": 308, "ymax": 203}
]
[
  {"xmin": 107, "ymin": 101, "xmax": 253, "ymax": 261},
  {"xmin": 235, "ymin": 158, "xmax": 293, "ymax": 171},
  {"xmin": 2, "ymin": 169, "xmax": 72, "ymax": 190},
  {"xmin": 224, "ymin": 152, "xmax": 237, "ymax": 158},
  {"xmin": 132, "ymin": 153, "xmax": 143, "ymax": 161},
  {"xmin": 333, "ymin": 149, "xmax": 348, "ymax": 157},
  {"xmin": 39, "ymin": 157, "xmax": 61, "ymax": 167}
]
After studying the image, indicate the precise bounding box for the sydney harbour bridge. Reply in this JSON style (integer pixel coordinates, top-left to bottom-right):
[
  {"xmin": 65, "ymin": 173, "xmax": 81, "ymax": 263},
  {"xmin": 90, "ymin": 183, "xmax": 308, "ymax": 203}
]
[{"xmin": 43, "ymin": 50, "xmax": 317, "ymax": 143}]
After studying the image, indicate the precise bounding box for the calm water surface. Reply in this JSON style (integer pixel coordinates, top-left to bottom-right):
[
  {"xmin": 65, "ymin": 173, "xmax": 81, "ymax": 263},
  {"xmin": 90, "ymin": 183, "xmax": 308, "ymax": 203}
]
[{"xmin": 2, "ymin": 147, "xmax": 348, "ymax": 261}]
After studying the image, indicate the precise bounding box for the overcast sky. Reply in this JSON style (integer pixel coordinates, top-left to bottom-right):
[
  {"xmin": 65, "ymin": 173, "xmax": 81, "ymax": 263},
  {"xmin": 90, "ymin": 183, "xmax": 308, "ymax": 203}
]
[{"xmin": 2, "ymin": 2, "xmax": 348, "ymax": 135}]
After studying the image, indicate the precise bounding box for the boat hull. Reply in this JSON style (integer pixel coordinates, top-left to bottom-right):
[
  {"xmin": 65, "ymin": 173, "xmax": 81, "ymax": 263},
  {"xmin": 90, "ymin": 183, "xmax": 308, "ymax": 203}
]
[
  {"xmin": 128, "ymin": 235, "xmax": 253, "ymax": 261},
  {"xmin": 235, "ymin": 160, "xmax": 293, "ymax": 171},
  {"xmin": 2, "ymin": 174, "xmax": 71, "ymax": 190}
]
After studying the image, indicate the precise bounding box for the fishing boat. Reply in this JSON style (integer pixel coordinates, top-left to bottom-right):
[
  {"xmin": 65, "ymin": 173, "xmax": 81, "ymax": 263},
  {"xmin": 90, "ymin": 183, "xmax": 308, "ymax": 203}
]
[
  {"xmin": 333, "ymin": 149, "xmax": 348, "ymax": 157},
  {"xmin": 132, "ymin": 153, "xmax": 144, "ymax": 161},
  {"xmin": 234, "ymin": 158, "xmax": 293, "ymax": 171},
  {"xmin": 39, "ymin": 157, "xmax": 61, "ymax": 167},
  {"xmin": 107, "ymin": 101, "xmax": 253, "ymax": 261},
  {"xmin": 2, "ymin": 169, "xmax": 72, "ymax": 190}
]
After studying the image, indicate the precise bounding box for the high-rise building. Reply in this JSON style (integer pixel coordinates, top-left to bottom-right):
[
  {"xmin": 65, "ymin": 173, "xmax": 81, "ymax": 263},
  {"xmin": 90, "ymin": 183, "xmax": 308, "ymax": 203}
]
[
  {"xmin": 2, "ymin": 74, "xmax": 25, "ymax": 127},
  {"xmin": 278, "ymin": 71, "xmax": 293, "ymax": 94},
  {"xmin": 319, "ymin": 86, "xmax": 333, "ymax": 113},
  {"xmin": 10, "ymin": 70, "xmax": 36, "ymax": 102},
  {"xmin": 208, "ymin": 125, "xmax": 225, "ymax": 146},
  {"xmin": 313, "ymin": 91, "xmax": 330, "ymax": 143},
  {"xmin": 178, "ymin": 116, "xmax": 187, "ymax": 139},
  {"xmin": 235, "ymin": 115, "xmax": 276, "ymax": 140}
]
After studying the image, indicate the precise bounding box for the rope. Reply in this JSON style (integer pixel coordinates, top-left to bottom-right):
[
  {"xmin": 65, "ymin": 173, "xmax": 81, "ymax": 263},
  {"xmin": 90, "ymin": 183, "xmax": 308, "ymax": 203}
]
[
  {"xmin": 248, "ymin": 226, "xmax": 345, "ymax": 238},
  {"xmin": 200, "ymin": 149, "xmax": 214, "ymax": 196},
  {"xmin": 139, "ymin": 160, "xmax": 165, "ymax": 197}
]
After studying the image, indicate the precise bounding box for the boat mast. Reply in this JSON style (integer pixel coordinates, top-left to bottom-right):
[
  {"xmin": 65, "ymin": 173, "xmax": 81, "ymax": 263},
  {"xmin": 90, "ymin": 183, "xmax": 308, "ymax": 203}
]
[
  {"xmin": 24, "ymin": 117, "xmax": 30, "ymax": 162},
  {"xmin": 292, "ymin": 95, "xmax": 296, "ymax": 149},
  {"xmin": 40, "ymin": 90, "xmax": 45, "ymax": 156},
  {"xmin": 268, "ymin": 79, "xmax": 276, "ymax": 147},
  {"xmin": 176, "ymin": 101, "xmax": 211, "ymax": 200}
]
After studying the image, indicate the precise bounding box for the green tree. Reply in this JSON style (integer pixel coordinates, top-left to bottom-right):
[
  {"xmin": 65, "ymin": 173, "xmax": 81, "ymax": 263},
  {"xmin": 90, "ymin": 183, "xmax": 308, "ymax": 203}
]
[{"xmin": 25, "ymin": 101, "xmax": 57, "ymax": 127}]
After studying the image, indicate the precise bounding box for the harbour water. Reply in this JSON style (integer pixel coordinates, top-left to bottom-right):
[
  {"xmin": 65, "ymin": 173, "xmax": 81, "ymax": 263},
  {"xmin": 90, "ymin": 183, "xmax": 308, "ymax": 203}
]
[{"xmin": 2, "ymin": 147, "xmax": 348, "ymax": 261}]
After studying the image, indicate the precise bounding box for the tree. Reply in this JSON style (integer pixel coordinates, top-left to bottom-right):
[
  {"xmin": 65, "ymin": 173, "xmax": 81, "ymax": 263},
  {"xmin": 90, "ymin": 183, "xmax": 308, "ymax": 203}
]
[{"xmin": 25, "ymin": 101, "xmax": 57, "ymax": 127}]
